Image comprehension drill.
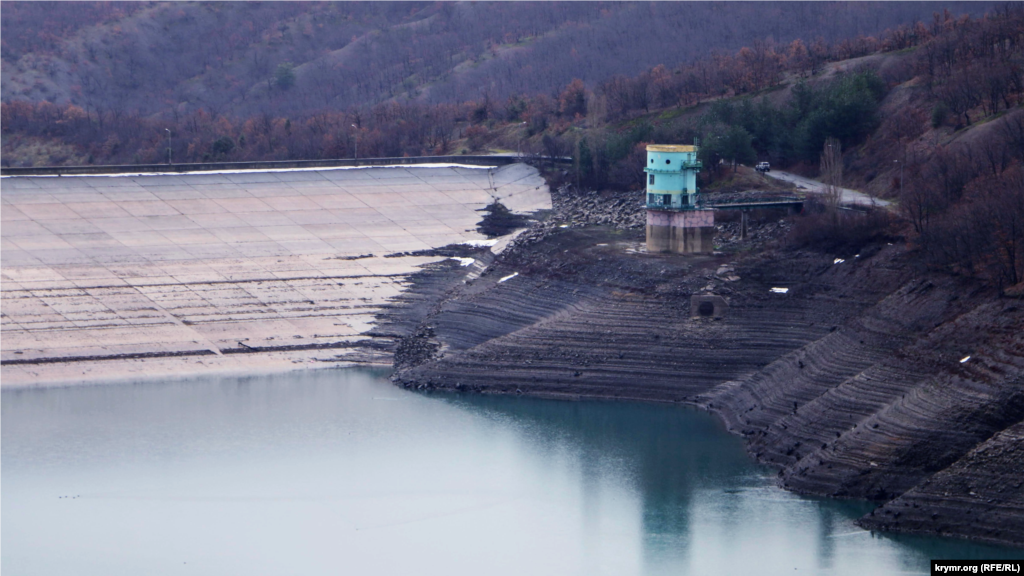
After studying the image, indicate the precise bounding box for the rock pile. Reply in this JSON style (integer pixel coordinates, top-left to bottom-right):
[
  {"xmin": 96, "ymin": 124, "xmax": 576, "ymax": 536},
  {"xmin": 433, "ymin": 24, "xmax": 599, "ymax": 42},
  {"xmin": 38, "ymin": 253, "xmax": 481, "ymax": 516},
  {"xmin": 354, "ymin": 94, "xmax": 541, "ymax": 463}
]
[{"xmin": 551, "ymin": 185, "xmax": 646, "ymax": 229}]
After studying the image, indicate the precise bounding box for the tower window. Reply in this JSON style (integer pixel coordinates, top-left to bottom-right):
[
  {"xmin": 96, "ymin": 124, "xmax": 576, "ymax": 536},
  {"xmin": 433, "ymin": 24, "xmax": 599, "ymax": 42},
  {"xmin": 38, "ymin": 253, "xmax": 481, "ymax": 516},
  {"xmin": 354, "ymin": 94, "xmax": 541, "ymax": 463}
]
[
  {"xmin": 665, "ymin": 159, "xmax": 671, "ymax": 165},
  {"xmin": 649, "ymin": 174, "xmax": 655, "ymax": 185},
  {"xmin": 650, "ymin": 159, "xmax": 654, "ymax": 164}
]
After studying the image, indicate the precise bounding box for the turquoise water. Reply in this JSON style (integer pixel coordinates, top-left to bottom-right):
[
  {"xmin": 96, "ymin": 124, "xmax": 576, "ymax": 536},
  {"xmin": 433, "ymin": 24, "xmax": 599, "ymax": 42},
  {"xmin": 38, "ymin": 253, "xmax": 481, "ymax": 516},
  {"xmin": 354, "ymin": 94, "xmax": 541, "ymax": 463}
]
[{"xmin": 3, "ymin": 369, "xmax": 1021, "ymax": 575}]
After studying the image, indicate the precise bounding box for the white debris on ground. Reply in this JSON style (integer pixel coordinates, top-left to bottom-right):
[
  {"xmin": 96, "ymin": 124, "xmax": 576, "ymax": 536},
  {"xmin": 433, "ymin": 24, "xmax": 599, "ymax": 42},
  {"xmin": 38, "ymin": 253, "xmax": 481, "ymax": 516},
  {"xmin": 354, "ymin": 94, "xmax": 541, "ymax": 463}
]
[
  {"xmin": 716, "ymin": 264, "xmax": 741, "ymax": 282},
  {"xmin": 770, "ymin": 287, "xmax": 790, "ymax": 294},
  {"xmin": 451, "ymin": 257, "xmax": 476, "ymax": 267},
  {"xmin": 498, "ymin": 272, "xmax": 519, "ymax": 283},
  {"xmin": 462, "ymin": 239, "xmax": 499, "ymax": 248},
  {"xmin": 960, "ymin": 356, "xmax": 971, "ymax": 363},
  {"xmin": 834, "ymin": 258, "xmax": 845, "ymax": 264}
]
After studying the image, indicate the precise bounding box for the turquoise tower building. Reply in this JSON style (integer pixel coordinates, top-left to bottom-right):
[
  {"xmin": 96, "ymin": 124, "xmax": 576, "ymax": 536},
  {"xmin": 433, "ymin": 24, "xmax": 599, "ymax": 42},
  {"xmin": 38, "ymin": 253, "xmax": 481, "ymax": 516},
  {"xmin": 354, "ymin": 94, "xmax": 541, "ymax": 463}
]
[
  {"xmin": 644, "ymin": 144, "xmax": 702, "ymax": 210},
  {"xmin": 644, "ymin": 144, "xmax": 715, "ymax": 254}
]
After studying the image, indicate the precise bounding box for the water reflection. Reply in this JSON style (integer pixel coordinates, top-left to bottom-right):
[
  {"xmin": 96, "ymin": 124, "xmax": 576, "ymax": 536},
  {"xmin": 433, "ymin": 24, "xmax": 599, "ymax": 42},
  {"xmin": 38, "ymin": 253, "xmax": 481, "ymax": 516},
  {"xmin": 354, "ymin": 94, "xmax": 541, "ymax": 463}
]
[
  {"xmin": 438, "ymin": 391, "xmax": 1024, "ymax": 574},
  {"xmin": 3, "ymin": 369, "xmax": 1021, "ymax": 575}
]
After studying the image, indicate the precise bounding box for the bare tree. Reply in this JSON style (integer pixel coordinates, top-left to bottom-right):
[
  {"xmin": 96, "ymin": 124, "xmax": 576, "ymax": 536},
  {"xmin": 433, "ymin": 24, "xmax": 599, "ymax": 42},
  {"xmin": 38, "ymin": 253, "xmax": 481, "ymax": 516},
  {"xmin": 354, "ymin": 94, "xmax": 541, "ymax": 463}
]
[
  {"xmin": 820, "ymin": 137, "xmax": 843, "ymax": 221},
  {"xmin": 1000, "ymin": 110, "xmax": 1024, "ymax": 166}
]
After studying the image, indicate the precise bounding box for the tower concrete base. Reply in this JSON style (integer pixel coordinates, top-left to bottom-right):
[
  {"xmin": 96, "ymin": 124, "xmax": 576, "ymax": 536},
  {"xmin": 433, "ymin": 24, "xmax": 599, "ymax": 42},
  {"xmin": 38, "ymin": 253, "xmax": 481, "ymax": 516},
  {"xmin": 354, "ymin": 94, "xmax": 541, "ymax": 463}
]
[{"xmin": 646, "ymin": 210, "xmax": 715, "ymax": 254}]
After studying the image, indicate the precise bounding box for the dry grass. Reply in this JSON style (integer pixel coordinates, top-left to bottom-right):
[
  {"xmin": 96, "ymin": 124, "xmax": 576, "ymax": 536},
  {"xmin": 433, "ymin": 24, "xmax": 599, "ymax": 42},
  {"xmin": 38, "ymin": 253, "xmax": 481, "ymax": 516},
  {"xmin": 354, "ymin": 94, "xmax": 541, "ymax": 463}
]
[
  {"xmin": 1, "ymin": 136, "xmax": 87, "ymax": 167},
  {"xmin": 703, "ymin": 165, "xmax": 798, "ymax": 194}
]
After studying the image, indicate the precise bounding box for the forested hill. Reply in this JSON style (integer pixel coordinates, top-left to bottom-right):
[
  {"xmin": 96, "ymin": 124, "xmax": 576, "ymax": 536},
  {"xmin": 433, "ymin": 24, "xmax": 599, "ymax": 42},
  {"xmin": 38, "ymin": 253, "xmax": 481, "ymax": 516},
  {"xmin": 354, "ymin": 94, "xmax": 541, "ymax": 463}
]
[{"xmin": 0, "ymin": 1, "xmax": 993, "ymax": 118}]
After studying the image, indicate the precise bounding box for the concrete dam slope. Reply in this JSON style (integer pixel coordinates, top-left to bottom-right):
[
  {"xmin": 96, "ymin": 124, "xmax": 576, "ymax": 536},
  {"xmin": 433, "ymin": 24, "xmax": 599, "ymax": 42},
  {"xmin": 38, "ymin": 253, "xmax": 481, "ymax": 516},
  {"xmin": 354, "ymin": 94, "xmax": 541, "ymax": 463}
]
[
  {"xmin": 389, "ymin": 220, "xmax": 1024, "ymax": 547},
  {"xmin": 0, "ymin": 163, "xmax": 550, "ymax": 386}
]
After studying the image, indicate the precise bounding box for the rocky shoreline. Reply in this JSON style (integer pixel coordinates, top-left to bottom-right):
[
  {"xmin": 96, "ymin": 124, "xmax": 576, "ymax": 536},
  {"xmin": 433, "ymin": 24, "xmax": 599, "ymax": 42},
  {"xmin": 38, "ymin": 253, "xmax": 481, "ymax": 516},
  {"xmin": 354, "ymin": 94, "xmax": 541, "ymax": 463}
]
[{"xmin": 378, "ymin": 183, "xmax": 1024, "ymax": 548}]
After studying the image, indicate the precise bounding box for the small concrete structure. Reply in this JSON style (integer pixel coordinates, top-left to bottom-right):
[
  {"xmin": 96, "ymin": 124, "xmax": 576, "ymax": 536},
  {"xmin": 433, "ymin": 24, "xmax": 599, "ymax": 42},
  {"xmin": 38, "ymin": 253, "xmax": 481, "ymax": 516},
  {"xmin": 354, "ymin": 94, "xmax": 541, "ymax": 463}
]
[
  {"xmin": 690, "ymin": 294, "xmax": 728, "ymax": 319},
  {"xmin": 644, "ymin": 144, "xmax": 715, "ymax": 254},
  {"xmin": 647, "ymin": 210, "xmax": 715, "ymax": 253}
]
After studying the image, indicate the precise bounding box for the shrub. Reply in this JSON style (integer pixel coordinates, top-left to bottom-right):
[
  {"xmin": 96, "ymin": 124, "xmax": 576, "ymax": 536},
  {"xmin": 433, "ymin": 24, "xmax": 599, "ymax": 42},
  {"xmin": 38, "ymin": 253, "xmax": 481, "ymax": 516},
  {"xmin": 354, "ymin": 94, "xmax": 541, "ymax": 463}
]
[
  {"xmin": 274, "ymin": 63, "xmax": 295, "ymax": 90},
  {"xmin": 931, "ymin": 103, "xmax": 949, "ymax": 128},
  {"xmin": 211, "ymin": 136, "xmax": 235, "ymax": 156},
  {"xmin": 788, "ymin": 198, "xmax": 896, "ymax": 256}
]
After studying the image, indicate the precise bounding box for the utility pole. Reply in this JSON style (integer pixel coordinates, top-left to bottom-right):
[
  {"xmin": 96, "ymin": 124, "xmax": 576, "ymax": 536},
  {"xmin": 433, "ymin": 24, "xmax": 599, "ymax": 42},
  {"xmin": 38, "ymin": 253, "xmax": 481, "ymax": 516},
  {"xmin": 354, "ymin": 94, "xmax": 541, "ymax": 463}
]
[
  {"xmin": 166, "ymin": 129, "xmax": 172, "ymax": 165},
  {"xmin": 351, "ymin": 124, "xmax": 358, "ymax": 160},
  {"xmin": 517, "ymin": 121, "xmax": 527, "ymax": 158},
  {"xmin": 821, "ymin": 138, "xmax": 842, "ymax": 217}
]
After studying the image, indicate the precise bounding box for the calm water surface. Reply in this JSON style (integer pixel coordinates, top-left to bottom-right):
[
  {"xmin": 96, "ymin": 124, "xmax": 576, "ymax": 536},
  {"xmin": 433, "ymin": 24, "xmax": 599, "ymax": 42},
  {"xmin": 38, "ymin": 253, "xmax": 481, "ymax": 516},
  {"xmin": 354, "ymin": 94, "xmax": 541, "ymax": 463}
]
[{"xmin": 3, "ymin": 369, "xmax": 1021, "ymax": 575}]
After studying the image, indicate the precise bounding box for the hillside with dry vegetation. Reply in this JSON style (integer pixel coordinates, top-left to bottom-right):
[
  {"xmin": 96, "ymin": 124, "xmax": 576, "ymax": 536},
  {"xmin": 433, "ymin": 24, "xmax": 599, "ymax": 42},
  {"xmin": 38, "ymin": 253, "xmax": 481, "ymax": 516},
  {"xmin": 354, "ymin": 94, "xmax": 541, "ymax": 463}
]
[{"xmin": 2, "ymin": 2, "xmax": 986, "ymax": 114}]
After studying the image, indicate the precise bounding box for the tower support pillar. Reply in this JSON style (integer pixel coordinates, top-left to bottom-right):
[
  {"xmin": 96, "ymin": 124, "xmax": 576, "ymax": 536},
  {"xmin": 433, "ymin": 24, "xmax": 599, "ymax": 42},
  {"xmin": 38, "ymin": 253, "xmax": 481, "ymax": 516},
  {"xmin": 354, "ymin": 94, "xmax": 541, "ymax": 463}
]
[{"xmin": 646, "ymin": 209, "xmax": 715, "ymax": 254}]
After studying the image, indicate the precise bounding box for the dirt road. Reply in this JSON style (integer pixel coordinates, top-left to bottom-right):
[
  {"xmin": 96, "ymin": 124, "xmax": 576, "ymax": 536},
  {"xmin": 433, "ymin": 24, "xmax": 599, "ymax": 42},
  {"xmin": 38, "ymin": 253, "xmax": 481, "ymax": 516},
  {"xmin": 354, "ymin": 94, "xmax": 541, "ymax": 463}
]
[{"xmin": 769, "ymin": 170, "xmax": 890, "ymax": 208}]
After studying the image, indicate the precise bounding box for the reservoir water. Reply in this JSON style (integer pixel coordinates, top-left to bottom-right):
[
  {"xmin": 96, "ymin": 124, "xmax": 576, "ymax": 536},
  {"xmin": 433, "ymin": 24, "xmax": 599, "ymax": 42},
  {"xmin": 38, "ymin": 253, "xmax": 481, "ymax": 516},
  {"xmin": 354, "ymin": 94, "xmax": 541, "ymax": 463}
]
[{"xmin": 3, "ymin": 369, "xmax": 1021, "ymax": 575}]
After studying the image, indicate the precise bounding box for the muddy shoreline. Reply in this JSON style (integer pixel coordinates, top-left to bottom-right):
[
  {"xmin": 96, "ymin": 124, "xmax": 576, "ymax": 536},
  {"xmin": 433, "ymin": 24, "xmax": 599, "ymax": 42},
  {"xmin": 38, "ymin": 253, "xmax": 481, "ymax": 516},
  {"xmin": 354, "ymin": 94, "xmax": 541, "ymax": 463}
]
[{"xmin": 380, "ymin": 185, "xmax": 1024, "ymax": 549}]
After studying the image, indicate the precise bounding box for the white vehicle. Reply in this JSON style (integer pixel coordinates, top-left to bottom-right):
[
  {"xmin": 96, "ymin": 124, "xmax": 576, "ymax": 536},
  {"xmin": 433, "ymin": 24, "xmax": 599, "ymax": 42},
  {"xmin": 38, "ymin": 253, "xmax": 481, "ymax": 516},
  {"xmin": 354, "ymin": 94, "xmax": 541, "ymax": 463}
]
[{"xmin": 755, "ymin": 161, "xmax": 771, "ymax": 173}]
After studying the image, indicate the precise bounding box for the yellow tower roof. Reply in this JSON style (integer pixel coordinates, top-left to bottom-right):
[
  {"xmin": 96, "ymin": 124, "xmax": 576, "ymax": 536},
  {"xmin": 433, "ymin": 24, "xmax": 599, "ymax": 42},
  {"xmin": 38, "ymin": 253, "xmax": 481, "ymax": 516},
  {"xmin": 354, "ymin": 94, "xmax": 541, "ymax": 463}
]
[{"xmin": 646, "ymin": 144, "xmax": 697, "ymax": 152}]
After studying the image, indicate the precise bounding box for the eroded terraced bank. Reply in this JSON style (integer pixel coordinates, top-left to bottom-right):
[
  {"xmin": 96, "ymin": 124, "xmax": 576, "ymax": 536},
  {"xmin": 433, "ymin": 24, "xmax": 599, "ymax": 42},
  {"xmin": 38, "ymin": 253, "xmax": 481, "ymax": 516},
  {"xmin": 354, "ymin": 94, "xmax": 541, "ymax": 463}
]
[{"xmin": 389, "ymin": 224, "xmax": 1024, "ymax": 548}]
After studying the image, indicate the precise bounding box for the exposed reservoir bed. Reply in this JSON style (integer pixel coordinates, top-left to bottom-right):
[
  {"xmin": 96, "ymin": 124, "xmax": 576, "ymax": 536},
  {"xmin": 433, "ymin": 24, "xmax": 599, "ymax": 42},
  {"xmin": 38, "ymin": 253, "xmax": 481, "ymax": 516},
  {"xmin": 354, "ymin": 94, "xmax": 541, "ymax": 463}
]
[{"xmin": 2, "ymin": 369, "xmax": 1020, "ymax": 575}]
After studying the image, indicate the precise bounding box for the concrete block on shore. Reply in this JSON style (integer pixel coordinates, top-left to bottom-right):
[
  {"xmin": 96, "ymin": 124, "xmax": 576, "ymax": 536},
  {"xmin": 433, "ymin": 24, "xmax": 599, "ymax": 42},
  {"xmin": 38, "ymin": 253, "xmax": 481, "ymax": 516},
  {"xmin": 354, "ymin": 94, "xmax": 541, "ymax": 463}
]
[
  {"xmin": 646, "ymin": 209, "xmax": 715, "ymax": 254},
  {"xmin": 691, "ymin": 294, "xmax": 728, "ymax": 319}
]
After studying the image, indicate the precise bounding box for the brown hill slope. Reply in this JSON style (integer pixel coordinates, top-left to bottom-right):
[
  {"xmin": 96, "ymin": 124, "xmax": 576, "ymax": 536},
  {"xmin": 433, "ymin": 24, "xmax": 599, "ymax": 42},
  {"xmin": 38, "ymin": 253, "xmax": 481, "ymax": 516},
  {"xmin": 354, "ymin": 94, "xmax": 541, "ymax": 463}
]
[{"xmin": 1, "ymin": 2, "xmax": 993, "ymax": 119}]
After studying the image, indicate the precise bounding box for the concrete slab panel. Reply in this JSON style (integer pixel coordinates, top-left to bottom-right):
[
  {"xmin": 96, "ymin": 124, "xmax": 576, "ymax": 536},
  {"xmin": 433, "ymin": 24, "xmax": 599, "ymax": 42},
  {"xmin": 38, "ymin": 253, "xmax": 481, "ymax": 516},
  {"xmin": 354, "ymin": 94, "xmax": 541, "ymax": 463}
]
[
  {"xmin": 42, "ymin": 219, "xmax": 106, "ymax": 235},
  {"xmin": 2, "ymin": 220, "xmax": 56, "ymax": 237},
  {"xmin": 213, "ymin": 197, "xmax": 275, "ymax": 213},
  {"xmin": 186, "ymin": 213, "xmax": 251, "ymax": 229},
  {"xmin": 10, "ymin": 235, "xmax": 75, "ymax": 251},
  {"xmin": 90, "ymin": 217, "xmax": 153, "ymax": 232},
  {"xmin": 141, "ymin": 215, "xmax": 203, "ymax": 231},
  {"xmin": 59, "ymin": 231, "xmax": 122, "ymax": 248},
  {"xmin": 118, "ymin": 200, "xmax": 181, "ymax": 217},
  {"xmin": 64, "ymin": 202, "xmax": 133, "ymax": 219},
  {"xmin": 259, "ymin": 196, "xmax": 324, "ymax": 211},
  {"xmin": 236, "ymin": 212, "xmax": 298, "ymax": 227},
  {"xmin": 165, "ymin": 199, "xmax": 231, "ymax": 214},
  {"xmin": 1, "ymin": 206, "xmax": 31, "ymax": 221}
]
